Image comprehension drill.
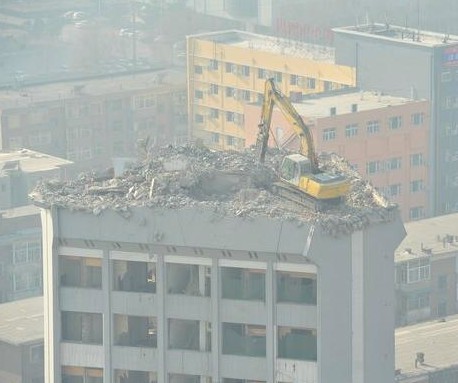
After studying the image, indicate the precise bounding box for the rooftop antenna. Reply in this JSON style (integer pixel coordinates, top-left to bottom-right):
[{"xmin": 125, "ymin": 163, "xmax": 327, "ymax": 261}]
[{"xmin": 416, "ymin": 0, "xmax": 421, "ymax": 41}]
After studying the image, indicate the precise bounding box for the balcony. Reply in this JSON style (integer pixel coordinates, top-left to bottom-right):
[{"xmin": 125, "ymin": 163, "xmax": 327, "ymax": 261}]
[
  {"xmin": 112, "ymin": 347, "xmax": 158, "ymax": 371},
  {"xmin": 60, "ymin": 287, "xmax": 103, "ymax": 312},
  {"xmin": 60, "ymin": 342, "xmax": 104, "ymax": 367}
]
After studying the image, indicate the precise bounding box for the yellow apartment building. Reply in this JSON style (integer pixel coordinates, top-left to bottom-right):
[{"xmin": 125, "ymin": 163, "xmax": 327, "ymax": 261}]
[{"xmin": 187, "ymin": 30, "xmax": 356, "ymax": 150}]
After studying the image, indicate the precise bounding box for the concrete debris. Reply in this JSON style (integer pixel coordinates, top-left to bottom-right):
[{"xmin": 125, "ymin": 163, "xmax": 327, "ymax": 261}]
[{"xmin": 30, "ymin": 145, "xmax": 398, "ymax": 236}]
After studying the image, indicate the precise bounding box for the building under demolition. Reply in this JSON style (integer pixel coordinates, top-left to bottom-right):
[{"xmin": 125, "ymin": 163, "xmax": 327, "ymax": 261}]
[{"xmin": 33, "ymin": 145, "xmax": 406, "ymax": 383}]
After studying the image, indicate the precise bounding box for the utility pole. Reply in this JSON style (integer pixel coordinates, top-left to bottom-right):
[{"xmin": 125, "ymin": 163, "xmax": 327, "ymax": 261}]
[{"xmin": 131, "ymin": 1, "xmax": 138, "ymax": 67}]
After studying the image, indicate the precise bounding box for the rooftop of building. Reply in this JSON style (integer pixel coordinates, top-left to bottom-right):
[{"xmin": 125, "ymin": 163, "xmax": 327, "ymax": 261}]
[
  {"xmin": 0, "ymin": 296, "xmax": 43, "ymax": 346},
  {"xmin": 31, "ymin": 145, "xmax": 397, "ymax": 237},
  {"xmin": 1, "ymin": 204, "xmax": 40, "ymax": 219},
  {"xmin": 0, "ymin": 149, "xmax": 72, "ymax": 174},
  {"xmin": 333, "ymin": 23, "xmax": 458, "ymax": 48},
  {"xmin": 289, "ymin": 90, "xmax": 426, "ymax": 119},
  {"xmin": 395, "ymin": 314, "xmax": 458, "ymax": 378},
  {"xmin": 189, "ymin": 30, "xmax": 336, "ymax": 63},
  {"xmin": 395, "ymin": 213, "xmax": 458, "ymax": 262},
  {"xmin": 0, "ymin": 69, "xmax": 186, "ymax": 110}
]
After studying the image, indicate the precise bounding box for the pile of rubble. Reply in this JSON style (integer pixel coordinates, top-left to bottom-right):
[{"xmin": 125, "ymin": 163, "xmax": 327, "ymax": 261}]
[{"xmin": 31, "ymin": 145, "xmax": 397, "ymax": 236}]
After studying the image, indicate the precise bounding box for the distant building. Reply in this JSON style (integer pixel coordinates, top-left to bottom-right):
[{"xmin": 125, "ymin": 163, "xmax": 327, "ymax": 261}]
[
  {"xmin": 187, "ymin": 30, "xmax": 355, "ymax": 150},
  {"xmin": 395, "ymin": 314, "xmax": 458, "ymax": 382},
  {"xmin": 0, "ymin": 70, "xmax": 187, "ymax": 172},
  {"xmin": 244, "ymin": 90, "xmax": 430, "ymax": 222},
  {"xmin": 0, "ymin": 149, "xmax": 72, "ymax": 210},
  {"xmin": 395, "ymin": 213, "xmax": 458, "ymax": 326},
  {"xmin": 0, "ymin": 296, "xmax": 44, "ymax": 383},
  {"xmin": 37, "ymin": 170, "xmax": 405, "ymax": 383},
  {"xmin": 333, "ymin": 24, "xmax": 458, "ymax": 217},
  {"xmin": 0, "ymin": 205, "xmax": 42, "ymax": 303}
]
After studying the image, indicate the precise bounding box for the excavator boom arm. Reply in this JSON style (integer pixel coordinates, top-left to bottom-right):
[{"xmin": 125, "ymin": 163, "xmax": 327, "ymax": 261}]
[{"xmin": 257, "ymin": 79, "xmax": 319, "ymax": 172}]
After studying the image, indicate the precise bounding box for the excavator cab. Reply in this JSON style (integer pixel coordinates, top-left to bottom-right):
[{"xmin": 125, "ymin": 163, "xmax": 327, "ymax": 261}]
[{"xmin": 279, "ymin": 154, "xmax": 312, "ymax": 185}]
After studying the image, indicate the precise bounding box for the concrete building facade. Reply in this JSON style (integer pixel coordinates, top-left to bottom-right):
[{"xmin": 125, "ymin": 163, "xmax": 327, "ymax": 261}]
[
  {"xmin": 0, "ymin": 71, "xmax": 187, "ymax": 172},
  {"xmin": 244, "ymin": 90, "xmax": 430, "ymax": 222},
  {"xmin": 394, "ymin": 213, "xmax": 458, "ymax": 327},
  {"xmin": 333, "ymin": 24, "xmax": 458, "ymax": 217},
  {"xmin": 39, "ymin": 201, "xmax": 404, "ymax": 383},
  {"xmin": 0, "ymin": 205, "xmax": 42, "ymax": 303},
  {"xmin": 187, "ymin": 30, "xmax": 355, "ymax": 150}
]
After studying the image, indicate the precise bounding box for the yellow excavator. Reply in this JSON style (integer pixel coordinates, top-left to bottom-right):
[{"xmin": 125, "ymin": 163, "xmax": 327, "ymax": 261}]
[{"xmin": 257, "ymin": 78, "xmax": 349, "ymax": 210}]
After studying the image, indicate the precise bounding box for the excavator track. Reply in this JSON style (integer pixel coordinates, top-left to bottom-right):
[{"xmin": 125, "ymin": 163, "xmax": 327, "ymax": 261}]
[{"xmin": 272, "ymin": 182, "xmax": 342, "ymax": 212}]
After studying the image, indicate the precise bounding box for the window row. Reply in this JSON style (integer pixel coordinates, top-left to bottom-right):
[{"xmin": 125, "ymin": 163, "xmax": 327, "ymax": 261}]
[
  {"xmin": 194, "ymin": 111, "xmax": 244, "ymax": 124},
  {"xmin": 60, "ymin": 258, "xmax": 317, "ymax": 305},
  {"xmin": 395, "ymin": 257, "xmax": 430, "ymax": 285},
  {"xmin": 61, "ymin": 311, "xmax": 317, "ymax": 361},
  {"xmin": 195, "ymin": 61, "xmax": 321, "ymax": 90},
  {"xmin": 324, "ymin": 114, "xmax": 425, "ymax": 141},
  {"xmin": 365, "ymin": 155, "xmax": 425, "ymax": 175},
  {"xmin": 377, "ymin": 179, "xmax": 425, "ymax": 198}
]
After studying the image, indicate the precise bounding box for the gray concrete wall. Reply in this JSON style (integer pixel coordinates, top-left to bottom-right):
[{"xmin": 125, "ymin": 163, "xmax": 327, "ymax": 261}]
[
  {"xmin": 44, "ymin": 205, "xmax": 405, "ymax": 383},
  {"xmin": 334, "ymin": 33, "xmax": 432, "ymax": 99}
]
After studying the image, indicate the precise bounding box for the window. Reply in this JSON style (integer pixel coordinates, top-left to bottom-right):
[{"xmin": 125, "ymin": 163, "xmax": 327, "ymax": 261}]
[
  {"xmin": 322, "ymin": 128, "xmax": 336, "ymax": 141},
  {"xmin": 388, "ymin": 116, "xmax": 402, "ymax": 130},
  {"xmin": 278, "ymin": 327, "xmax": 317, "ymax": 361},
  {"xmin": 13, "ymin": 241, "xmax": 41, "ymax": 264},
  {"xmin": 209, "ymin": 84, "xmax": 219, "ymax": 95},
  {"xmin": 221, "ymin": 267, "xmax": 265, "ymax": 301},
  {"xmin": 258, "ymin": 68, "xmax": 266, "ymax": 79},
  {"xmin": 409, "ymin": 206, "xmax": 425, "ymax": 220},
  {"xmin": 400, "ymin": 258, "xmax": 430, "ymax": 284},
  {"xmin": 411, "ymin": 113, "xmax": 424, "ymax": 125},
  {"xmin": 407, "ymin": 292, "xmax": 430, "ymax": 310},
  {"xmin": 242, "ymin": 90, "xmax": 250, "ymax": 101},
  {"xmin": 366, "ymin": 160, "xmax": 382, "ymax": 174},
  {"xmin": 306, "ymin": 77, "xmax": 316, "ymax": 89},
  {"xmin": 134, "ymin": 94, "xmax": 156, "ymax": 109},
  {"xmin": 195, "ymin": 114, "xmax": 204, "ymax": 123},
  {"xmin": 28, "ymin": 131, "xmax": 52, "ymax": 146},
  {"xmin": 225, "ymin": 63, "xmax": 234, "ymax": 73},
  {"xmin": 445, "ymin": 123, "xmax": 458, "ymax": 136},
  {"xmin": 114, "ymin": 314, "xmax": 157, "ymax": 348},
  {"xmin": 410, "ymin": 153, "xmax": 424, "ymax": 167},
  {"xmin": 62, "ymin": 366, "xmax": 103, "ymax": 383},
  {"xmin": 274, "ymin": 72, "xmax": 282, "ymax": 82},
  {"xmin": 13, "ymin": 272, "xmax": 42, "ymax": 292},
  {"xmin": 386, "ymin": 157, "xmax": 401, "ymax": 170},
  {"xmin": 225, "ymin": 87, "xmax": 234, "ymax": 97},
  {"xmin": 241, "ymin": 65, "xmax": 250, "ymax": 77},
  {"xmin": 211, "ymin": 133, "xmax": 220, "ymax": 143},
  {"xmin": 194, "ymin": 90, "xmax": 203, "ymax": 99},
  {"xmin": 388, "ymin": 183, "xmax": 401, "ymax": 196},
  {"xmin": 441, "ymin": 71, "xmax": 452, "ymax": 82},
  {"xmin": 168, "ymin": 319, "xmax": 201, "ymax": 350},
  {"xmin": 324, "ymin": 81, "xmax": 333, "ymax": 91},
  {"xmin": 226, "ymin": 112, "xmax": 234, "ymax": 122},
  {"xmin": 194, "ymin": 65, "xmax": 203, "ymax": 74},
  {"xmin": 113, "ymin": 260, "xmax": 156, "ymax": 293},
  {"xmin": 226, "ymin": 136, "xmax": 236, "ymax": 146},
  {"xmin": 367, "ymin": 120, "xmax": 380, "ymax": 134},
  {"xmin": 410, "ymin": 179, "xmax": 424, "ymax": 193},
  {"xmin": 290, "ymin": 74, "xmax": 299, "ymax": 85},
  {"xmin": 345, "ymin": 124, "xmax": 358, "ymax": 137},
  {"xmin": 210, "ymin": 108, "xmax": 219, "ymax": 119},
  {"xmin": 30, "ymin": 344, "xmax": 44, "ymax": 363},
  {"xmin": 208, "ymin": 59, "xmax": 218, "ymax": 70},
  {"xmin": 9, "ymin": 136, "xmax": 23, "ymax": 149},
  {"xmin": 438, "ymin": 275, "xmax": 448, "ymax": 289},
  {"xmin": 222, "ymin": 323, "xmax": 266, "ymax": 357},
  {"xmin": 60, "ymin": 256, "xmax": 102, "ymax": 289},
  {"xmin": 276, "ymin": 271, "xmax": 316, "ymax": 305},
  {"xmin": 62, "ymin": 311, "xmax": 103, "ymax": 344}
]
